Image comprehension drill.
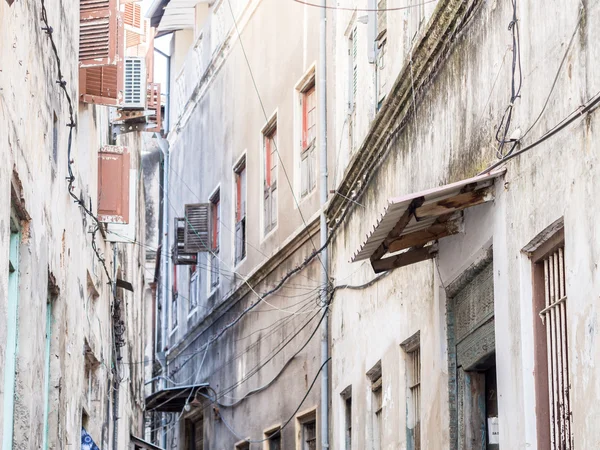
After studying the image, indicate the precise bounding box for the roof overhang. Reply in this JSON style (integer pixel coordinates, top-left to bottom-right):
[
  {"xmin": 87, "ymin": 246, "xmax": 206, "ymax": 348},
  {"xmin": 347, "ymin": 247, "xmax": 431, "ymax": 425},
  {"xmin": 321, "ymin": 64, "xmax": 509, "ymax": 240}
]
[
  {"xmin": 147, "ymin": 0, "xmax": 210, "ymax": 33},
  {"xmin": 352, "ymin": 169, "xmax": 506, "ymax": 273},
  {"xmin": 145, "ymin": 383, "xmax": 210, "ymax": 412}
]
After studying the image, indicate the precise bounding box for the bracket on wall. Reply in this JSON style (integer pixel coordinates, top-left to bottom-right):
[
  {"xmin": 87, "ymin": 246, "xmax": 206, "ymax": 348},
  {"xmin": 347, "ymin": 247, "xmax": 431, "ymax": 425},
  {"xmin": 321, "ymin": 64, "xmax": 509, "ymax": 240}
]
[{"xmin": 351, "ymin": 169, "xmax": 506, "ymax": 273}]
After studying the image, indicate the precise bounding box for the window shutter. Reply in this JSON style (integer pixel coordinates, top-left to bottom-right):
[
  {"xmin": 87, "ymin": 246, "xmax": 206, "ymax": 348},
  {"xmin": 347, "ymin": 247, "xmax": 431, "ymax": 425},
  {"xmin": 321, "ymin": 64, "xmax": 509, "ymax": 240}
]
[
  {"xmin": 184, "ymin": 204, "xmax": 211, "ymax": 253},
  {"xmin": 98, "ymin": 145, "xmax": 130, "ymax": 224},
  {"xmin": 79, "ymin": 65, "xmax": 122, "ymax": 106},
  {"xmin": 352, "ymin": 27, "xmax": 358, "ymax": 102},
  {"xmin": 79, "ymin": 0, "xmax": 119, "ymax": 67},
  {"xmin": 79, "ymin": 3, "xmax": 124, "ymax": 106},
  {"xmin": 124, "ymin": 3, "xmax": 145, "ymax": 48}
]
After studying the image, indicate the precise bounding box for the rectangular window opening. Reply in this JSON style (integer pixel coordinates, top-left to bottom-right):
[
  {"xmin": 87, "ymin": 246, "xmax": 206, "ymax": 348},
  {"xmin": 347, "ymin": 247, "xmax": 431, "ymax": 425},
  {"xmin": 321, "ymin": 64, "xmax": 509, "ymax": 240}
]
[
  {"xmin": 529, "ymin": 226, "xmax": 572, "ymax": 450},
  {"xmin": 265, "ymin": 427, "xmax": 281, "ymax": 450},
  {"xmin": 52, "ymin": 112, "xmax": 59, "ymax": 164},
  {"xmin": 341, "ymin": 386, "xmax": 352, "ymax": 450},
  {"xmin": 367, "ymin": 361, "xmax": 383, "ymax": 450},
  {"xmin": 209, "ymin": 190, "xmax": 220, "ymax": 289},
  {"xmin": 184, "ymin": 412, "xmax": 204, "ymax": 450},
  {"xmin": 234, "ymin": 158, "xmax": 247, "ymax": 264},
  {"xmin": 263, "ymin": 121, "xmax": 278, "ymax": 235},
  {"xmin": 300, "ymin": 81, "xmax": 317, "ymax": 197},
  {"xmin": 189, "ymin": 266, "xmax": 199, "ymax": 313},
  {"xmin": 402, "ymin": 332, "xmax": 421, "ymax": 450}
]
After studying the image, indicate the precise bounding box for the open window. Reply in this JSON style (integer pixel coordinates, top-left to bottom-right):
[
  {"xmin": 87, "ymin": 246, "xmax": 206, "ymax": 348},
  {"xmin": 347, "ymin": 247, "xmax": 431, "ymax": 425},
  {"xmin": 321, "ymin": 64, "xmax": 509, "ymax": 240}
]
[
  {"xmin": 173, "ymin": 217, "xmax": 199, "ymax": 265},
  {"xmin": 209, "ymin": 191, "xmax": 220, "ymax": 289}
]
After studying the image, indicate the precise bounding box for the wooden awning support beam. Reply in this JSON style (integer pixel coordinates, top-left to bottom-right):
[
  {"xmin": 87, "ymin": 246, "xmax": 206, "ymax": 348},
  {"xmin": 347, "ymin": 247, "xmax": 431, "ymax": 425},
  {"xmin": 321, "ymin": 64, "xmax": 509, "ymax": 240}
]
[{"xmin": 371, "ymin": 243, "xmax": 438, "ymax": 273}]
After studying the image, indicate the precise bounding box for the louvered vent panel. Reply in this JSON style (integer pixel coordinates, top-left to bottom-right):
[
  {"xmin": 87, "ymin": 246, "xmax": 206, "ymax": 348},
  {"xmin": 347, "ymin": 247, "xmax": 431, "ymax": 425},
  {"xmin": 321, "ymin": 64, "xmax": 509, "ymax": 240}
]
[
  {"xmin": 184, "ymin": 204, "xmax": 211, "ymax": 253},
  {"xmin": 79, "ymin": 0, "xmax": 117, "ymax": 67},
  {"xmin": 123, "ymin": 57, "xmax": 145, "ymax": 108}
]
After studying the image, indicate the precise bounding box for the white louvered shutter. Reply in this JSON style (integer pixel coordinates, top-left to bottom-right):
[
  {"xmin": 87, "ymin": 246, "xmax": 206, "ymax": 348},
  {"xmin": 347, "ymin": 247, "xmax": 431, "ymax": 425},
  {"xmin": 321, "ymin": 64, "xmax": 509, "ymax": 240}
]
[{"xmin": 184, "ymin": 204, "xmax": 211, "ymax": 253}]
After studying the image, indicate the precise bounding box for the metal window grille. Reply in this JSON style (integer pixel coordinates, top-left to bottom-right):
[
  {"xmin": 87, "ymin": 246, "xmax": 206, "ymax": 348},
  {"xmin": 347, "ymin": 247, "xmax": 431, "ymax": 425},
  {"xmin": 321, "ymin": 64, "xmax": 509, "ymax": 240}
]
[
  {"xmin": 408, "ymin": 347, "xmax": 421, "ymax": 450},
  {"xmin": 372, "ymin": 378, "xmax": 383, "ymax": 450},
  {"xmin": 348, "ymin": 27, "xmax": 358, "ymax": 153},
  {"xmin": 302, "ymin": 420, "xmax": 317, "ymax": 450},
  {"xmin": 345, "ymin": 396, "xmax": 352, "ymax": 450},
  {"xmin": 540, "ymin": 246, "xmax": 572, "ymax": 449}
]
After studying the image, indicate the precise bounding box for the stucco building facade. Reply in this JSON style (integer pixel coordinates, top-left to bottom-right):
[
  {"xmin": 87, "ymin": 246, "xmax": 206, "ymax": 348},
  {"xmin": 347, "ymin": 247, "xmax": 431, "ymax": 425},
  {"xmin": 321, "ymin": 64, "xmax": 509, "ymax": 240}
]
[
  {"xmin": 0, "ymin": 0, "xmax": 159, "ymax": 448},
  {"xmin": 147, "ymin": 0, "xmax": 600, "ymax": 449}
]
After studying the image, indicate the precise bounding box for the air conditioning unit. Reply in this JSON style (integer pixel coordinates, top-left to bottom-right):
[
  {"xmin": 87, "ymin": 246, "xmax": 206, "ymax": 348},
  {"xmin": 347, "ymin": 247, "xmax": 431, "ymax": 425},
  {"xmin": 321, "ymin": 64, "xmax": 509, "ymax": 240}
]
[{"xmin": 122, "ymin": 57, "xmax": 146, "ymax": 109}]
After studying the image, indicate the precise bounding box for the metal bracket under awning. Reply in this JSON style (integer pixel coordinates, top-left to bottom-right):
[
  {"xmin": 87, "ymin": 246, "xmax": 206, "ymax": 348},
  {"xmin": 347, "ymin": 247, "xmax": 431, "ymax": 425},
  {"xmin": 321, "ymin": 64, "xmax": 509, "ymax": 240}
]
[{"xmin": 351, "ymin": 169, "xmax": 506, "ymax": 273}]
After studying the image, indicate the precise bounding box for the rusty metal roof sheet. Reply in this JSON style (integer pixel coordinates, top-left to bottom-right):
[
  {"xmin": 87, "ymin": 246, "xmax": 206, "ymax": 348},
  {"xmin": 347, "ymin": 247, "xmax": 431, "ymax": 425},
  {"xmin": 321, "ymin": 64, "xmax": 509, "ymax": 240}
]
[{"xmin": 351, "ymin": 169, "xmax": 506, "ymax": 263}]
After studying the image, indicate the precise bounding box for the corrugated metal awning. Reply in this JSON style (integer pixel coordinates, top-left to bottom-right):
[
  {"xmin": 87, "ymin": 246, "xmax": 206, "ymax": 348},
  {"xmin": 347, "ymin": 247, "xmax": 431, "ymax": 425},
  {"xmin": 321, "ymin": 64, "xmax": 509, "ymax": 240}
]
[
  {"xmin": 145, "ymin": 384, "xmax": 209, "ymax": 412},
  {"xmin": 352, "ymin": 169, "xmax": 506, "ymax": 273}
]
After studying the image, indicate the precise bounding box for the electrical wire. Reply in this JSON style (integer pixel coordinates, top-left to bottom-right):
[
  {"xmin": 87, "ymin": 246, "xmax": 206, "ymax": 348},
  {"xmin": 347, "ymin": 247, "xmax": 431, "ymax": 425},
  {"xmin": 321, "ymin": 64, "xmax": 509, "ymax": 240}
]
[
  {"xmin": 225, "ymin": 0, "xmax": 329, "ymax": 280},
  {"xmin": 495, "ymin": 0, "xmax": 523, "ymax": 159},
  {"xmin": 39, "ymin": 0, "xmax": 126, "ymax": 383},
  {"xmin": 216, "ymin": 357, "xmax": 330, "ymax": 444},
  {"xmin": 291, "ymin": 0, "xmax": 439, "ymax": 11}
]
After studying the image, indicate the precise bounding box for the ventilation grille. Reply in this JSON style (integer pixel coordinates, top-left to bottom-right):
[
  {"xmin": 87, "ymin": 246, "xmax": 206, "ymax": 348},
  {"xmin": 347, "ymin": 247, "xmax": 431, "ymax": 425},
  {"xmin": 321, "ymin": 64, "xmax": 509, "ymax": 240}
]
[{"xmin": 123, "ymin": 57, "xmax": 145, "ymax": 108}]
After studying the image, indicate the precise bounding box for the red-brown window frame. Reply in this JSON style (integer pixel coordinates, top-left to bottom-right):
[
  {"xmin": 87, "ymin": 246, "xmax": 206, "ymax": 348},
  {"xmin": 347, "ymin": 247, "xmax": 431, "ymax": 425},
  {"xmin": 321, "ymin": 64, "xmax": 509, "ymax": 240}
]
[
  {"xmin": 301, "ymin": 84, "xmax": 316, "ymax": 151},
  {"xmin": 529, "ymin": 226, "xmax": 569, "ymax": 450},
  {"xmin": 210, "ymin": 195, "xmax": 220, "ymax": 252}
]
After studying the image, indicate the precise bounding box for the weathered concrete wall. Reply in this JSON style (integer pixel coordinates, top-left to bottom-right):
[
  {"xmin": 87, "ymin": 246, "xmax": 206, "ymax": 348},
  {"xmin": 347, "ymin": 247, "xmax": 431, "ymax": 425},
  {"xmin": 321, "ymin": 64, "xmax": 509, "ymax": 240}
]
[
  {"xmin": 0, "ymin": 1, "xmax": 149, "ymax": 448},
  {"xmin": 156, "ymin": 0, "xmax": 327, "ymax": 447},
  {"xmin": 329, "ymin": 0, "xmax": 600, "ymax": 448}
]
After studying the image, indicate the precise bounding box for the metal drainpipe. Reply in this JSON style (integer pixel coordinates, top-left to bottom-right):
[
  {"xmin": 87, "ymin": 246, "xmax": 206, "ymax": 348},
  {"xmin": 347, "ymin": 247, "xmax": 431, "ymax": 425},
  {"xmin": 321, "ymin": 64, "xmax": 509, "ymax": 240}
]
[
  {"xmin": 112, "ymin": 243, "xmax": 119, "ymax": 450},
  {"xmin": 157, "ymin": 137, "xmax": 170, "ymax": 449},
  {"xmin": 319, "ymin": 1, "xmax": 330, "ymax": 449}
]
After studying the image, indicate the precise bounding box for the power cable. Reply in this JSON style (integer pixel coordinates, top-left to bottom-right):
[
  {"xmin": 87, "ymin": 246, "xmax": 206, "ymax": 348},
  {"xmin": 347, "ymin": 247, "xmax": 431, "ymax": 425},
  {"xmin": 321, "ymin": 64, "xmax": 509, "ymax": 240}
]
[
  {"xmin": 225, "ymin": 0, "xmax": 329, "ymax": 279},
  {"xmin": 291, "ymin": 0, "xmax": 439, "ymax": 11},
  {"xmin": 216, "ymin": 357, "xmax": 330, "ymax": 444}
]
